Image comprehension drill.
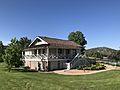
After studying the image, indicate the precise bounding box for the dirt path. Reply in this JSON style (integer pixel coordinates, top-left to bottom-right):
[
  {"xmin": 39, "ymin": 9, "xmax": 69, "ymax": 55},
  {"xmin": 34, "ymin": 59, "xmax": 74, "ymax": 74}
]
[{"xmin": 53, "ymin": 64, "xmax": 120, "ymax": 75}]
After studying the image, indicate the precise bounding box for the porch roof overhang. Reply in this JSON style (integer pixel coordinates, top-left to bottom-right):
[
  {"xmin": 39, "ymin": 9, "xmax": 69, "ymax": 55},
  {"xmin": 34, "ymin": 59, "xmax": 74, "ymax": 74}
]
[{"xmin": 24, "ymin": 45, "xmax": 81, "ymax": 51}]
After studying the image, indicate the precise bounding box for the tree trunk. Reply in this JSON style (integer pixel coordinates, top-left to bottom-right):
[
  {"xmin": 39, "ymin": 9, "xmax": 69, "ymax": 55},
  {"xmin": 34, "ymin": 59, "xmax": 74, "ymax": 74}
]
[{"xmin": 8, "ymin": 65, "xmax": 11, "ymax": 72}]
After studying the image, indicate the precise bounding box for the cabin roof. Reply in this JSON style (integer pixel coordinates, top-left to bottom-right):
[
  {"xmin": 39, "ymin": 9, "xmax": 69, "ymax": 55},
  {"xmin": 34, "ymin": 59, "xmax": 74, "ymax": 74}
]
[{"xmin": 25, "ymin": 36, "xmax": 82, "ymax": 50}]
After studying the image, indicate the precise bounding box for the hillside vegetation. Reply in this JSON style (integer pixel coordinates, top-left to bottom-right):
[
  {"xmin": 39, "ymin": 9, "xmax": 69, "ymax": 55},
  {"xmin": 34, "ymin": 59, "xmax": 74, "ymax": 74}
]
[{"xmin": 86, "ymin": 47, "xmax": 117, "ymax": 59}]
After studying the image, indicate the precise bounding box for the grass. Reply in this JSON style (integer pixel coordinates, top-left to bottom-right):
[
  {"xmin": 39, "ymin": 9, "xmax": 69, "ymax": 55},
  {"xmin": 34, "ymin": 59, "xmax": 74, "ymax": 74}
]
[{"xmin": 0, "ymin": 63, "xmax": 120, "ymax": 90}]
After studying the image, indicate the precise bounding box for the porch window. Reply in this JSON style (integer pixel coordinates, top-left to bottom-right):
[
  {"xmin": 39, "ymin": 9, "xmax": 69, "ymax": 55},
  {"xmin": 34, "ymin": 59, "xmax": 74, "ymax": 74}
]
[
  {"xmin": 66, "ymin": 49, "xmax": 70, "ymax": 59},
  {"xmin": 34, "ymin": 50, "xmax": 37, "ymax": 55},
  {"xmin": 73, "ymin": 49, "xmax": 77, "ymax": 56},
  {"xmin": 32, "ymin": 50, "xmax": 37, "ymax": 55},
  {"xmin": 66, "ymin": 49, "xmax": 70, "ymax": 54},
  {"xmin": 42, "ymin": 49, "xmax": 46, "ymax": 54},
  {"xmin": 38, "ymin": 49, "xmax": 41, "ymax": 54},
  {"xmin": 58, "ymin": 49, "xmax": 63, "ymax": 59},
  {"xmin": 58, "ymin": 49, "xmax": 62, "ymax": 54}
]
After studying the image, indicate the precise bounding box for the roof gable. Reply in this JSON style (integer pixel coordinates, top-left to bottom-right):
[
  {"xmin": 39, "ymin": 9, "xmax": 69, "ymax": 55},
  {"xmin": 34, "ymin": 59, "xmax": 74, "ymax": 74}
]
[
  {"xmin": 28, "ymin": 36, "xmax": 48, "ymax": 47},
  {"xmin": 28, "ymin": 36, "xmax": 81, "ymax": 49}
]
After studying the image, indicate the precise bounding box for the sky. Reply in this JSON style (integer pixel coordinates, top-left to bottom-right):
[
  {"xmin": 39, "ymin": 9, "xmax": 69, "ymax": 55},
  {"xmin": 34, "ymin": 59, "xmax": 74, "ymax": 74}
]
[{"xmin": 0, "ymin": 0, "xmax": 120, "ymax": 49}]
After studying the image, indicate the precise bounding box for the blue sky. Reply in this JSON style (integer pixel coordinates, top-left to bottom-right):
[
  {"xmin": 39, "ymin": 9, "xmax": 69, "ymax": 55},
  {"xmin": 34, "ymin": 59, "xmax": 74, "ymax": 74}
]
[{"xmin": 0, "ymin": 0, "xmax": 120, "ymax": 49}]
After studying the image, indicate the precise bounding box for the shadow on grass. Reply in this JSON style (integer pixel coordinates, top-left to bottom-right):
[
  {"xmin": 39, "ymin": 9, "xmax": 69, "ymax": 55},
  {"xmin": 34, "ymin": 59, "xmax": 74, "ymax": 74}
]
[{"xmin": 11, "ymin": 68, "xmax": 38, "ymax": 72}]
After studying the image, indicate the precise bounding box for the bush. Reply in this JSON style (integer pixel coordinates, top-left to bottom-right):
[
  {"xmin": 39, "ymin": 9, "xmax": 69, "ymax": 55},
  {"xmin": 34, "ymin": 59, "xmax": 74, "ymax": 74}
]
[
  {"xmin": 116, "ymin": 64, "xmax": 120, "ymax": 67},
  {"xmin": 23, "ymin": 66, "xmax": 30, "ymax": 71},
  {"xmin": 0, "ymin": 59, "xmax": 3, "ymax": 62},
  {"xmin": 0, "ymin": 56, "xmax": 4, "ymax": 62},
  {"xmin": 78, "ymin": 63, "xmax": 106, "ymax": 70},
  {"xmin": 22, "ymin": 66, "xmax": 38, "ymax": 72}
]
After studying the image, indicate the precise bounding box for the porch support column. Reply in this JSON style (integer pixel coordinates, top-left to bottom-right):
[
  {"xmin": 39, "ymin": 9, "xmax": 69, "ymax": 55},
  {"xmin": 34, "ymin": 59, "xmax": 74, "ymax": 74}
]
[
  {"xmin": 47, "ymin": 46, "xmax": 49, "ymax": 59},
  {"xmin": 63, "ymin": 49, "xmax": 66, "ymax": 59},
  {"xmin": 37, "ymin": 49, "xmax": 39, "ymax": 56},
  {"xmin": 40, "ymin": 48, "xmax": 42, "ymax": 54},
  {"xmin": 22, "ymin": 51, "xmax": 24, "ymax": 59},
  {"xmin": 56, "ymin": 48, "xmax": 58, "ymax": 59},
  {"xmin": 22, "ymin": 51, "xmax": 24, "ymax": 56}
]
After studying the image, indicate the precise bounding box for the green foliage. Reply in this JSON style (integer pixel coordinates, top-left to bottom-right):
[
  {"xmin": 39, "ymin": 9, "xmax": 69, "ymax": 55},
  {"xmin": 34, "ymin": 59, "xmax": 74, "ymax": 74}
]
[
  {"xmin": 68, "ymin": 31, "xmax": 87, "ymax": 46},
  {"xmin": 108, "ymin": 50, "xmax": 120, "ymax": 60},
  {"xmin": 2, "ymin": 37, "xmax": 31, "ymax": 72},
  {"xmin": 86, "ymin": 47, "xmax": 117, "ymax": 59},
  {"xmin": 0, "ymin": 41, "xmax": 4, "ymax": 62},
  {"xmin": 78, "ymin": 63, "xmax": 106, "ymax": 70},
  {"xmin": 23, "ymin": 66, "xmax": 30, "ymax": 71},
  {"xmin": 19, "ymin": 37, "xmax": 31, "ymax": 50},
  {"xmin": 86, "ymin": 51, "xmax": 103, "ymax": 59},
  {"xmin": 2, "ymin": 38, "xmax": 23, "ymax": 72}
]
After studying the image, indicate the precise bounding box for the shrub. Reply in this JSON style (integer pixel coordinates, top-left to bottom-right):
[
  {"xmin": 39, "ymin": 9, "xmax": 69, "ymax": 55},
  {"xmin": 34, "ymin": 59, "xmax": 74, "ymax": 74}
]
[
  {"xmin": 78, "ymin": 63, "xmax": 106, "ymax": 70},
  {"xmin": 23, "ymin": 66, "xmax": 30, "ymax": 71},
  {"xmin": 116, "ymin": 64, "xmax": 120, "ymax": 67}
]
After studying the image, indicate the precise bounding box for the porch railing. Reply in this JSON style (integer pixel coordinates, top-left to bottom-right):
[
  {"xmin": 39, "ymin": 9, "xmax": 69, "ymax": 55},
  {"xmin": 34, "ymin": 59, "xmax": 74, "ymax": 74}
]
[
  {"xmin": 22, "ymin": 54, "xmax": 47, "ymax": 60},
  {"xmin": 22, "ymin": 54, "xmax": 73, "ymax": 60}
]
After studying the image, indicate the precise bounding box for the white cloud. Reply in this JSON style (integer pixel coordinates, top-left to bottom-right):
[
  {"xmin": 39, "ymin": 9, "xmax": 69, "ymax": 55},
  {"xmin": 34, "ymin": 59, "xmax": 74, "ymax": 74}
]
[{"xmin": 3, "ymin": 41, "xmax": 10, "ymax": 45}]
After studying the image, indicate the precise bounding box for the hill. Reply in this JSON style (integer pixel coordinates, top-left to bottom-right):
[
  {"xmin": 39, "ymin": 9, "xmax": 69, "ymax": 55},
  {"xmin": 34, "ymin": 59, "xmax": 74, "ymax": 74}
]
[{"xmin": 86, "ymin": 47, "xmax": 117, "ymax": 58}]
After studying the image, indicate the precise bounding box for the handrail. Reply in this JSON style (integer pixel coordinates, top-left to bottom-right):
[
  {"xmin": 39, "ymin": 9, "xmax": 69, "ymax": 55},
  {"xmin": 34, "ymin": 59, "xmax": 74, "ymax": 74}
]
[
  {"xmin": 70, "ymin": 53, "xmax": 80, "ymax": 64},
  {"xmin": 37, "ymin": 55, "xmax": 43, "ymax": 59},
  {"xmin": 69, "ymin": 53, "xmax": 81, "ymax": 69},
  {"xmin": 41, "ymin": 54, "xmax": 47, "ymax": 59}
]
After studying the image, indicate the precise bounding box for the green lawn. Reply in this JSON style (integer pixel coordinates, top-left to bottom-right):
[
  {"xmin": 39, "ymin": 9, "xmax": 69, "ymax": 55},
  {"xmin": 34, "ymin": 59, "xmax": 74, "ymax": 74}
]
[{"xmin": 0, "ymin": 63, "xmax": 120, "ymax": 90}]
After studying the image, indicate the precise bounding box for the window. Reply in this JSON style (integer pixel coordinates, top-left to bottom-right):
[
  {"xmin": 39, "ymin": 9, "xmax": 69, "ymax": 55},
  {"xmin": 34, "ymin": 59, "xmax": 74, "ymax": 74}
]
[
  {"xmin": 34, "ymin": 50, "xmax": 37, "ymax": 55},
  {"xmin": 73, "ymin": 49, "xmax": 77, "ymax": 56},
  {"xmin": 38, "ymin": 49, "xmax": 41, "ymax": 54},
  {"xmin": 58, "ymin": 49, "xmax": 62, "ymax": 54},
  {"xmin": 66, "ymin": 49, "xmax": 70, "ymax": 54},
  {"xmin": 42, "ymin": 49, "xmax": 46, "ymax": 54}
]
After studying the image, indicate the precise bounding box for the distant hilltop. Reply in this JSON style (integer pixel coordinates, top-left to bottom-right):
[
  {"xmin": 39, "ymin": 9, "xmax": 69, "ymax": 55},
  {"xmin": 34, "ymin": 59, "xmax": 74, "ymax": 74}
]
[{"xmin": 86, "ymin": 47, "xmax": 117, "ymax": 57}]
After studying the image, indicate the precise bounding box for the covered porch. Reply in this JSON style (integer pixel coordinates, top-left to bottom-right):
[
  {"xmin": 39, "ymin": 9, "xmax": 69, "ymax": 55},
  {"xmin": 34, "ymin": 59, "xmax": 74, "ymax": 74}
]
[{"xmin": 22, "ymin": 46, "xmax": 80, "ymax": 60}]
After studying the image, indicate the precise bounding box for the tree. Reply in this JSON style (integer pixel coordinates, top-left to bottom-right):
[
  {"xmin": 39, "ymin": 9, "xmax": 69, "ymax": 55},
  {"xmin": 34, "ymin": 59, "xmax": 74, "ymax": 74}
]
[
  {"xmin": 68, "ymin": 31, "xmax": 87, "ymax": 55},
  {"xmin": 0, "ymin": 41, "xmax": 4, "ymax": 62},
  {"xmin": 19, "ymin": 37, "xmax": 31, "ymax": 50},
  {"xmin": 2, "ymin": 38, "xmax": 23, "ymax": 72},
  {"xmin": 68, "ymin": 31, "xmax": 87, "ymax": 46},
  {"xmin": 108, "ymin": 50, "xmax": 120, "ymax": 60},
  {"xmin": 116, "ymin": 50, "xmax": 120, "ymax": 60},
  {"xmin": 86, "ymin": 51, "xmax": 103, "ymax": 59}
]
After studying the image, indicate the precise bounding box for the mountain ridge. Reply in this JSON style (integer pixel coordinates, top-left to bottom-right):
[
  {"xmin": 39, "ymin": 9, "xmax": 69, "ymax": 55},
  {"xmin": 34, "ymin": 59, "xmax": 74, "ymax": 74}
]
[{"xmin": 86, "ymin": 47, "xmax": 117, "ymax": 57}]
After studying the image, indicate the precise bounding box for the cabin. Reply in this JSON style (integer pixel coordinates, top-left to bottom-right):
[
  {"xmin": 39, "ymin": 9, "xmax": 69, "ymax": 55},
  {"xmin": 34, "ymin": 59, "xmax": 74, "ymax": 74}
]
[{"xmin": 22, "ymin": 36, "xmax": 82, "ymax": 71}]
